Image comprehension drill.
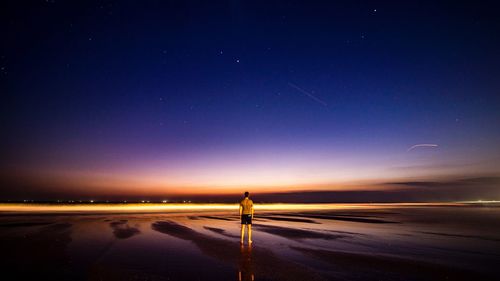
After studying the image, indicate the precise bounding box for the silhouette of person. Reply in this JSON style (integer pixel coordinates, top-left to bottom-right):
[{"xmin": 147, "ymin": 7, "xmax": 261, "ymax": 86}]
[
  {"xmin": 239, "ymin": 191, "xmax": 254, "ymax": 244},
  {"xmin": 238, "ymin": 243, "xmax": 254, "ymax": 281}
]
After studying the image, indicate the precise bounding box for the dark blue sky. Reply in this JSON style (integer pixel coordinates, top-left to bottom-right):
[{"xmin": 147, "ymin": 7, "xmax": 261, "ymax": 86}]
[{"xmin": 1, "ymin": 1, "xmax": 500, "ymax": 200}]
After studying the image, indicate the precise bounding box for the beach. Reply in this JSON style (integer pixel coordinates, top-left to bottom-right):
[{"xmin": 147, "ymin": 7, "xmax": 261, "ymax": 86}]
[{"xmin": 1, "ymin": 203, "xmax": 499, "ymax": 280}]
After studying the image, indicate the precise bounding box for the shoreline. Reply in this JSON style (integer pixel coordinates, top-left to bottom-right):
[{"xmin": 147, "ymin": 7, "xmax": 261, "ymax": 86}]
[{"xmin": 0, "ymin": 202, "xmax": 496, "ymax": 213}]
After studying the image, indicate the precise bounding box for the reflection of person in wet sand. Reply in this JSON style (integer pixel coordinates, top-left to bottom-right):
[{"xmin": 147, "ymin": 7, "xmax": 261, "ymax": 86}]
[
  {"xmin": 239, "ymin": 191, "xmax": 254, "ymax": 244},
  {"xmin": 238, "ymin": 244, "xmax": 254, "ymax": 281}
]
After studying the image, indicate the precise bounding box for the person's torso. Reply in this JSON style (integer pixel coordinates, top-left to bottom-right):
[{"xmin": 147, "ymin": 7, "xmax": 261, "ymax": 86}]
[{"xmin": 240, "ymin": 198, "xmax": 253, "ymax": 214}]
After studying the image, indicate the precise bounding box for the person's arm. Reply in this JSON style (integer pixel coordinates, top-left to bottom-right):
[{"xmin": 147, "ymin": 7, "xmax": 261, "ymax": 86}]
[
  {"xmin": 251, "ymin": 202, "xmax": 254, "ymax": 218},
  {"xmin": 239, "ymin": 204, "xmax": 242, "ymax": 216}
]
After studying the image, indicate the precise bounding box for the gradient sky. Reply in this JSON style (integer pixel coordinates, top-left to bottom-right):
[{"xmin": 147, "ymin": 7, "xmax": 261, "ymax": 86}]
[{"xmin": 1, "ymin": 1, "xmax": 500, "ymax": 201}]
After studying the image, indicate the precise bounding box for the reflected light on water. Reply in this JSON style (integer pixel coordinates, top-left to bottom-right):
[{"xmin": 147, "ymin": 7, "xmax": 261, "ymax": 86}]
[{"xmin": 239, "ymin": 244, "xmax": 254, "ymax": 281}]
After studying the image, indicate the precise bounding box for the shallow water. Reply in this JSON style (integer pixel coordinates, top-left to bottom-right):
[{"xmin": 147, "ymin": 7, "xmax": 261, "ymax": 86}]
[{"xmin": 1, "ymin": 204, "xmax": 499, "ymax": 280}]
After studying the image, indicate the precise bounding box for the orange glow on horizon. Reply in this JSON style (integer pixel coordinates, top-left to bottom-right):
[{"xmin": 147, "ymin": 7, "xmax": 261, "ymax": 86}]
[
  {"xmin": 0, "ymin": 167, "xmax": 402, "ymax": 197},
  {"xmin": 3, "ymin": 166, "xmax": 497, "ymax": 199}
]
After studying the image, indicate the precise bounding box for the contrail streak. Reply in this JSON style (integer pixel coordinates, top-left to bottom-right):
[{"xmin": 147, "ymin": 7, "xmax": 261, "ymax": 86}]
[
  {"xmin": 288, "ymin": 82, "xmax": 328, "ymax": 106},
  {"xmin": 407, "ymin": 144, "xmax": 438, "ymax": 151}
]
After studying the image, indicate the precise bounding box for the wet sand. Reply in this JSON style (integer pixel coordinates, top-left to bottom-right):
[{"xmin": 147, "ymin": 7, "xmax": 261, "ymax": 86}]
[{"xmin": 1, "ymin": 203, "xmax": 499, "ymax": 280}]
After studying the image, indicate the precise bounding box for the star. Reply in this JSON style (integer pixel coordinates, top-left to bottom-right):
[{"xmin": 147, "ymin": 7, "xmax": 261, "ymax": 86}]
[{"xmin": 236, "ymin": 59, "xmax": 240, "ymax": 63}]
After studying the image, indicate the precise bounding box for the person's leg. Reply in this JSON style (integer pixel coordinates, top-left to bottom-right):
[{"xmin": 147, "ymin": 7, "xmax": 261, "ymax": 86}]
[
  {"xmin": 240, "ymin": 224, "xmax": 245, "ymax": 243},
  {"xmin": 248, "ymin": 224, "xmax": 252, "ymax": 244}
]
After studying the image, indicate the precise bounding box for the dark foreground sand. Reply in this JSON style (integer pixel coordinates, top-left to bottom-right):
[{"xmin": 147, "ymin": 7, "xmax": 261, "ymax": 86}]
[{"xmin": 1, "ymin": 204, "xmax": 500, "ymax": 280}]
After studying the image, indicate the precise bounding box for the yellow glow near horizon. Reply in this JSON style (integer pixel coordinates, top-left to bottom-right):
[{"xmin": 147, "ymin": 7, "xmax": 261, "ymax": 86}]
[{"xmin": 0, "ymin": 202, "xmax": 467, "ymax": 213}]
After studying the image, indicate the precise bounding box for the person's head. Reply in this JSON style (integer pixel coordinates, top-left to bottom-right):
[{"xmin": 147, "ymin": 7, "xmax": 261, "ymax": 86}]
[{"xmin": 244, "ymin": 191, "xmax": 249, "ymax": 198}]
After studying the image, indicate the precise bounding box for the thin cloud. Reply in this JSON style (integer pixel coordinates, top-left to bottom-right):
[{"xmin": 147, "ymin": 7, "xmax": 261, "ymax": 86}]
[
  {"xmin": 407, "ymin": 144, "xmax": 438, "ymax": 151},
  {"xmin": 288, "ymin": 82, "xmax": 328, "ymax": 106}
]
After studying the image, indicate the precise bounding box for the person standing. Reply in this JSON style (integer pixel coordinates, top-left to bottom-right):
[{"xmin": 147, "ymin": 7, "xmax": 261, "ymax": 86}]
[{"xmin": 239, "ymin": 191, "xmax": 254, "ymax": 244}]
